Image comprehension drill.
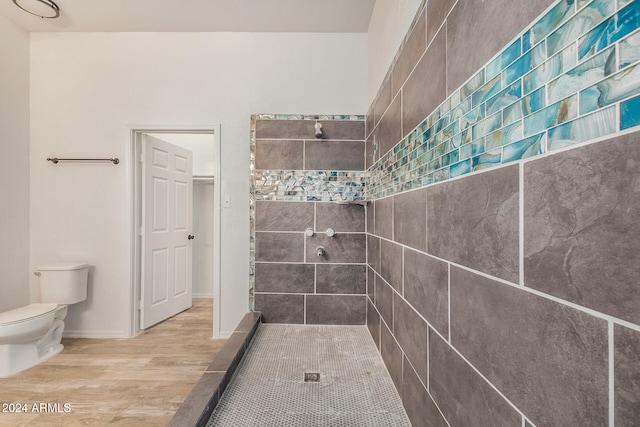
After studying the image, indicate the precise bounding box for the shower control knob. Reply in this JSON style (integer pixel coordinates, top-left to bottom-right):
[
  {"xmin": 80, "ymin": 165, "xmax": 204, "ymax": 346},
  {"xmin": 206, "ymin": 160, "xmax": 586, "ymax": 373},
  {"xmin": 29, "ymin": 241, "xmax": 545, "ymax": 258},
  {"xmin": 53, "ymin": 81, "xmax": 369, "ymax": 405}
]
[{"xmin": 188, "ymin": 235, "xmax": 195, "ymax": 240}]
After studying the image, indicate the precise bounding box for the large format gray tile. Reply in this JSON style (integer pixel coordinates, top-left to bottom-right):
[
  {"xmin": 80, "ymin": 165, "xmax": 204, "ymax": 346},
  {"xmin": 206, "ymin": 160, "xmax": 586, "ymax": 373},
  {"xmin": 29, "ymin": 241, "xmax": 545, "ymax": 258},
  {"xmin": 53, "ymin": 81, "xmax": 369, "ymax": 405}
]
[
  {"xmin": 316, "ymin": 264, "xmax": 366, "ymax": 294},
  {"xmin": 255, "ymin": 119, "xmax": 315, "ymax": 139},
  {"xmin": 450, "ymin": 266, "xmax": 609, "ymax": 427},
  {"xmin": 429, "ymin": 329, "xmax": 522, "ymax": 427},
  {"xmin": 304, "ymin": 140, "xmax": 365, "ymax": 171},
  {"xmin": 255, "ymin": 232, "xmax": 304, "ymax": 262},
  {"xmin": 394, "ymin": 189, "xmax": 426, "ymax": 251},
  {"xmin": 403, "ymin": 28, "xmax": 446, "ymax": 136},
  {"xmin": 393, "ymin": 297, "xmax": 428, "ymax": 384},
  {"xmin": 366, "ymin": 134, "xmax": 376, "ymax": 169},
  {"xmin": 254, "ymin": 263, "xmax": 315, "ymax": 293},
  {"xmin": 306, "ymin": 295, "xmax": 366, "ymax": 325},
  {"xmin": 524, "ymin": 133, "xmax": 640, "ymax": 324},
  {"xmin": 367, "ymin": 234, "xmax": 381, "ymax": 273},
  {"xmin": 255, "ymin": 140, "xmax": 303, "ymax": 170},
  {"xmin": 254, "ymin": 294, "xmax": 304, "ymax": 324},
  {"xmin": 401, "ymin": 359, "xmax": 448, "ymax": 427},
  {"xmin": 377, "ymin": 94, "xmax": 403, "ymax": 158},
  {"xmin": 427, "ymin": 164, "xmax": 519, "ymax": 283},
  {"xmin": 615, "ymin": 324, "xmax": 640, "ymax": 425},
  {"xmin": 446, "ymin": 0, "xmax": 554, "ymax": 94},
  {"xmin": 367, "ymin": 299, "xmax": 381, "ymax": 349},
  {"xmin": 305, "ymin": 234, "xmax": 366, "ymax": 263},
  {"xmin": 316, "ymin": 202, "xmax": 365, "ymax": 232},
  {"xmin": 374, "ymin": 272, "xmax": 394, "ymax": 329},
  {"xmin": 374, "ymin": 78, "xmax": 392, "ymax": 130},
  {"xmin": 374, "ymin": 197, "xmax": 393, "ymax": 240},
  {"xmin": 380, "ymin": 239, "xmax": 403, "ymax": 294},
  {"xmin": 392, "ymin": 8, "xmax": 426, "ymax": 95},
  {"xmin": 318, "ymin": 120, "xmax": 365, "ymax": 141},
  {"xmin": 255, "ymin": 201, "xmax": 313, "ymax": 232},
  {"xmin": 427, "ymin": 0, "xmax": 456, "ymax": 45},
  {"xmin": 381, "ymin": 322, "xmax": 403, "ymax": 392},
  {"xmin": 367, "ymin": 266, "xmax": 375, "ymax": 302},
  {"xmin": 404, "ymin": 248, "xmax": 448, "ymax": 338},
  {"xmin": 366, "ymin": 105, "xmax": 375, "ymax": 140},
  {"xmin": 366, "ymin": 202, "xmax": 374, "ymax": 233}
]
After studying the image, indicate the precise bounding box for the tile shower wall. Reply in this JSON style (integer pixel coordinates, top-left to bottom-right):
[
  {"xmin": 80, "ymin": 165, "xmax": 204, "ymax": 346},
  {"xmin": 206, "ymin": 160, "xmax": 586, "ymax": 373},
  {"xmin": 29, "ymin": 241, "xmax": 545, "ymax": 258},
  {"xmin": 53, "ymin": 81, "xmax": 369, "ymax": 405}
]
[
  {"xmin": 366, "ymin": 1, "xmax": 640, "ymax": 426},
  {"xmin": 251, "ymin": 116, "xmax": 367, "ymax": 325}
]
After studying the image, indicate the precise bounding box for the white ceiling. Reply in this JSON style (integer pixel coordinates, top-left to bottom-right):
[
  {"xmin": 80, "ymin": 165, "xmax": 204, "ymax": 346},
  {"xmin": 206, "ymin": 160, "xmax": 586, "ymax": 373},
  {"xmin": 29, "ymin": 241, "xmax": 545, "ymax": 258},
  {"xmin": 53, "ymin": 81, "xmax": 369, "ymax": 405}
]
[{"xmin": 0, "ymin": 0, "xmax": 376, "ymax": 33}]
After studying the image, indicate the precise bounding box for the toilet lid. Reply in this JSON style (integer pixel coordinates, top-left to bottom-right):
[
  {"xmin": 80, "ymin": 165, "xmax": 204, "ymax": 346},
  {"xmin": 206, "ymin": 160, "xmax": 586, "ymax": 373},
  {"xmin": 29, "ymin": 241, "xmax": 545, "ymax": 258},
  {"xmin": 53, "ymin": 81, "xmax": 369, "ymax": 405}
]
[{"xmin": 0, "ymin": 303, "xmax": 58, "ymax": 326}]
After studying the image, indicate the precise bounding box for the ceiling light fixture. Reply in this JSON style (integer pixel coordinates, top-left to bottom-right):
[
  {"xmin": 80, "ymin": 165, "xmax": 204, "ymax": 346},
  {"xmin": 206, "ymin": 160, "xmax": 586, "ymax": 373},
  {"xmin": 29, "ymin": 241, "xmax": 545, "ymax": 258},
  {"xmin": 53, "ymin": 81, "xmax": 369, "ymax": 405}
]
[{"xmin": 12, "ymin": 0, "xmax": 60, "ymax": 19}]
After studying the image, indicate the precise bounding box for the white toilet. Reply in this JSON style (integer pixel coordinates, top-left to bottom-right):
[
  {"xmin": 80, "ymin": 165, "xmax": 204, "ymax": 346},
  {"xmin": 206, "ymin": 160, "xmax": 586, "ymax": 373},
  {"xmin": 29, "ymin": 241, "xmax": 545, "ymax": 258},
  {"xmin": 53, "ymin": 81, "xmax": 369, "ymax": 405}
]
[{"xmin": 0, "ymin": 262, "xmax": 89, "ymax": 378}]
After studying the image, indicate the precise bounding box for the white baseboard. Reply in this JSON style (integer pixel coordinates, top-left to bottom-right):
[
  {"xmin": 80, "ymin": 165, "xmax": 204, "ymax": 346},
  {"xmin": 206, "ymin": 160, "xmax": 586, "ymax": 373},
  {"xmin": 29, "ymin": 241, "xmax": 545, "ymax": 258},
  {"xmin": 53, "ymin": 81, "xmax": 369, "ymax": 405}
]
[{"xmin": 193, "ymin": 293, "xmax": 213, "ymax": 299}]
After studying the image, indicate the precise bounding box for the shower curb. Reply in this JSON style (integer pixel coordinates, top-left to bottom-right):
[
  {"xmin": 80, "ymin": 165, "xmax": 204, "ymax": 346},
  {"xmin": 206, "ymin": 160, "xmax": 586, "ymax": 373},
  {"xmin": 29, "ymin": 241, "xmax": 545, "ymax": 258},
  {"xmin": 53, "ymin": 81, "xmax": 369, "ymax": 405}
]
[{"xmin": 168, "ymin": 311, "xmax": 262, "ymax": 427}]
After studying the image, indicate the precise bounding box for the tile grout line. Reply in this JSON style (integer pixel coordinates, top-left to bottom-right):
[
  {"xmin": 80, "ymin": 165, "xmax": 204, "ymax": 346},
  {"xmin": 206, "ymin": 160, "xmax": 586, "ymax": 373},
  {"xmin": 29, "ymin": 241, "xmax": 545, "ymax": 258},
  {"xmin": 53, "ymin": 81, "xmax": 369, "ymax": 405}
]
[{"xmin": 609, "ymin": 320, "xmax": 615, "ymax": 427}]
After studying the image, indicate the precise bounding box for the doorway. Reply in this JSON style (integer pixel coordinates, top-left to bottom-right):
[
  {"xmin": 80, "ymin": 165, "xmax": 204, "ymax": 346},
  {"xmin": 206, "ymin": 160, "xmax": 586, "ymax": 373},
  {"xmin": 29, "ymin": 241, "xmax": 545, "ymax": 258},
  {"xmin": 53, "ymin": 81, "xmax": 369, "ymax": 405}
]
[{"xmin": 130, "ymin": 128, "xmax": 221, "ymax": 338}]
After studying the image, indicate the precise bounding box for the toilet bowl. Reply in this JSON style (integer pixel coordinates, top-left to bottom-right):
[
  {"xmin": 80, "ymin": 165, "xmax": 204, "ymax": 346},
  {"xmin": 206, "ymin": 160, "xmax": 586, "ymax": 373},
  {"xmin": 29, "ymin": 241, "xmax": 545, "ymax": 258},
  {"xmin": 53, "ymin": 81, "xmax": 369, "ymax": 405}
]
[{"xmin": 0, "ymin": 262, "xmax": 88, "ymax": 378}]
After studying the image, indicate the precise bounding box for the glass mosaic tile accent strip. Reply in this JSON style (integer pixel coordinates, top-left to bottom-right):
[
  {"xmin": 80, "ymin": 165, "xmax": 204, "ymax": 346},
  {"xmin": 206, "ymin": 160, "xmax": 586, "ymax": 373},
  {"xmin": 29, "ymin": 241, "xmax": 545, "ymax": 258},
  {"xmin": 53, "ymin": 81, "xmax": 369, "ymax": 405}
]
[
  {"xmin": 254, "ymin": 170, "xmax": 366, "ymax": 202},
  {"xmin": 367, "ymin": 0, "xmax": 640, "ymax": 200},
  {"xmin": 249, "ymin": 114, "xmax": 365, "ymax": 310}
]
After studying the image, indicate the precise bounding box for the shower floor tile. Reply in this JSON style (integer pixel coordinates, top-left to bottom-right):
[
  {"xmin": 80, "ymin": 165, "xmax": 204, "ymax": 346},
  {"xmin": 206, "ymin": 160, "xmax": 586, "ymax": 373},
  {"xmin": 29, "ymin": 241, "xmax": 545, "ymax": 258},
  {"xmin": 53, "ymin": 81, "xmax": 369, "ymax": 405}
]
[{"xmin": 207, "ymin": 324, "xmax": 411, "ymax": 426}]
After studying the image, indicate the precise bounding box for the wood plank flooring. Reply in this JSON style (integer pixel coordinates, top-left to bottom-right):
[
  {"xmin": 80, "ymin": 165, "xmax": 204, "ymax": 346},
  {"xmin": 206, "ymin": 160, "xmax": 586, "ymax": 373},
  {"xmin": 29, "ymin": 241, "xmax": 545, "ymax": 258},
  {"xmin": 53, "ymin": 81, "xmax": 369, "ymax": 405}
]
[{"xmin": 0, "ymin": 299, "xmax": 225, "ymax": 426}]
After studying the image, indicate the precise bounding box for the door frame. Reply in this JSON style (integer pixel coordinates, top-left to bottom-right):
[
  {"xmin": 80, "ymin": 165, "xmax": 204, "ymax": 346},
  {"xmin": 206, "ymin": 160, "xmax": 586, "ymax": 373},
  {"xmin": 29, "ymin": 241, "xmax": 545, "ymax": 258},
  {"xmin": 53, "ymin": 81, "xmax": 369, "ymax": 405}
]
[{"xmin": 129, "ymin": 126, "xmax": 222, "ymax": 338}]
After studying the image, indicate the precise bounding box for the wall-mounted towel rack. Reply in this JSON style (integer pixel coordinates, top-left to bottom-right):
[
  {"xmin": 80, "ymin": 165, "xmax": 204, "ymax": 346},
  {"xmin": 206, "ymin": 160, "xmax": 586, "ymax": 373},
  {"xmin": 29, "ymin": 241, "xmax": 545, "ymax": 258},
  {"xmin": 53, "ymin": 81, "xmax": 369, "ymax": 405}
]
[{"xmin": 47, "ymin": 157, "xmax": 120, "ymax": 165}]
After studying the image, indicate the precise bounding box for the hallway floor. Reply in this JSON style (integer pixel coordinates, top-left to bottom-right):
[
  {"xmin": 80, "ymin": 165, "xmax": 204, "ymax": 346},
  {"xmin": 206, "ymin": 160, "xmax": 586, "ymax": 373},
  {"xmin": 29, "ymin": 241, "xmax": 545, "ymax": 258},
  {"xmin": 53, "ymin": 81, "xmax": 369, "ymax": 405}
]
[
  {"xmin": 0, "ymin": 299, "xmax": 224, "ymax": 426},
  {"xmin": 207, "ymin": 324, "xmax": 411, "ymax": 426}
]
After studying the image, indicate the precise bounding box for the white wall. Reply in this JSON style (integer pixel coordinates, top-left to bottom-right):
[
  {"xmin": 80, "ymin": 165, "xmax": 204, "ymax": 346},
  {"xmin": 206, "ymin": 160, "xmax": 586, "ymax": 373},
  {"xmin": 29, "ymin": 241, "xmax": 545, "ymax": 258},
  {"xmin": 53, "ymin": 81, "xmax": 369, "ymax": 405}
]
[
  {"xmin": 29, "ymin": 32, "xmax": 367, "ymax": 337},
  {"xmin": 0, "ymin": 17, "xmax": 30, "ymax": 313},
  {"xmin": 367, "ymin": 0, "xmax": 422, "ymax": 106}
]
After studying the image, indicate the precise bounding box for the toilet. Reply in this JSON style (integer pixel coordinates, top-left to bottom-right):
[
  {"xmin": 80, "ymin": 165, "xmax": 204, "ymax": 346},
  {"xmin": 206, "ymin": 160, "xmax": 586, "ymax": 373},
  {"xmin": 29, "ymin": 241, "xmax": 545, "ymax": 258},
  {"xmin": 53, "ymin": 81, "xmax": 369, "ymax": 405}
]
[{"xmin": 0, "ymin": 262, "xmax": 89, "ymax": 378}]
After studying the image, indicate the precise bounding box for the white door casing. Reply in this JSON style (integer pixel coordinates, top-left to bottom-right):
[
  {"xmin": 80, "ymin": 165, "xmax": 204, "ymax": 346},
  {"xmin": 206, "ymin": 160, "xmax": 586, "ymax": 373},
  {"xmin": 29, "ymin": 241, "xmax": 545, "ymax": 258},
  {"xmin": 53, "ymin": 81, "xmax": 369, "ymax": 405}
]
[{"xmin": 141, "ymin": 134, "xmax": 193, "ymax": 329}]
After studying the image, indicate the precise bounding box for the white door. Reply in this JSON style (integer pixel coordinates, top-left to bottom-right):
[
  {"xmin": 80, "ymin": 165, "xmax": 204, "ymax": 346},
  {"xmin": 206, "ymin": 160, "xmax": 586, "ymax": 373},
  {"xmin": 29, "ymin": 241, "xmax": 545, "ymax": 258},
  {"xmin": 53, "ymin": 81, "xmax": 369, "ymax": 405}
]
[{"xmin": 141, "ymin": 134, "xmax": 193, "ymax": 329}]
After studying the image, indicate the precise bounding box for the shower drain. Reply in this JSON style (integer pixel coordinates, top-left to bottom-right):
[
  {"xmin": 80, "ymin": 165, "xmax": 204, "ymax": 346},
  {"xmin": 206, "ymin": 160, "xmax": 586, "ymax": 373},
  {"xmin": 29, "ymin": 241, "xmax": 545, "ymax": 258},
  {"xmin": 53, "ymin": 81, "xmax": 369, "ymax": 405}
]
[{"xmin": 304, "ymin": 372, "xmax": 320, "ymax": 382}]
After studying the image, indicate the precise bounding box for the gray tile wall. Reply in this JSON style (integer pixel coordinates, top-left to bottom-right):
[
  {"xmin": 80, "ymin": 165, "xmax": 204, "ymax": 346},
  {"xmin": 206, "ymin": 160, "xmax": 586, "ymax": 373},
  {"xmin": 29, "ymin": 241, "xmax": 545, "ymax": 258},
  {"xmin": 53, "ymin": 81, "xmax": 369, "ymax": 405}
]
[
  {"xmin": 367, "ymin": 133, "xmax": 640, "ymax": 426},
  {"xmin": 254, "ymin": 118, "xmax": 367, "ymax": 325},
  {"xmin": 365, "ymin": 2, "xmax": 640, "ymax": 426}
]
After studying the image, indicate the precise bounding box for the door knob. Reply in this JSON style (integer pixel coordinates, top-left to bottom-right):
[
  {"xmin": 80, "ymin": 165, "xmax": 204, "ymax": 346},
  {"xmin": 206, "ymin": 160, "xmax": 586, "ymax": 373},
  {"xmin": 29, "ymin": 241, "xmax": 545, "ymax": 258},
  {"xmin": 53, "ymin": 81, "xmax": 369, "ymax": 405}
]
[{"xmin": 188, "ymin": 235, "xmax": 195, "ymax": 240}]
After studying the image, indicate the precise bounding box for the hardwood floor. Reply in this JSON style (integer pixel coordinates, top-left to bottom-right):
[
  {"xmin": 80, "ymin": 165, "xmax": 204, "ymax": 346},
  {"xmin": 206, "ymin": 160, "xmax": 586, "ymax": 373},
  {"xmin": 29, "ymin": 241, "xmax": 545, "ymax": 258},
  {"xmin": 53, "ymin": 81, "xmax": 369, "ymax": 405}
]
[{"xmin": 0, "ymin": 299, "xmax": 225, "ymax": 426}]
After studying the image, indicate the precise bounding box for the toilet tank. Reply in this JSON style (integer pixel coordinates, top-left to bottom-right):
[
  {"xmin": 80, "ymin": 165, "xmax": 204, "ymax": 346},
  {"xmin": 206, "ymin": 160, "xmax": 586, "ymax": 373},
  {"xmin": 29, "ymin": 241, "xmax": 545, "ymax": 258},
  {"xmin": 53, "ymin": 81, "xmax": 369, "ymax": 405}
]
[{"xmin": 37, "ymin": 263, "xmax": 89, "ymax": 304}]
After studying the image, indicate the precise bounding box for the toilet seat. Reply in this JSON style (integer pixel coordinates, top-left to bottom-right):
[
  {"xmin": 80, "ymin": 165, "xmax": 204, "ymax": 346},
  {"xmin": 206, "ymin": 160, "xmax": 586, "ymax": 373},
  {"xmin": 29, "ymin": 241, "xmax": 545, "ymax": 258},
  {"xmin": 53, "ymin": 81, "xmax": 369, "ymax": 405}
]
[{"xmin": 0, "ymin": 304, "xmax": 58, "ymax": 326}]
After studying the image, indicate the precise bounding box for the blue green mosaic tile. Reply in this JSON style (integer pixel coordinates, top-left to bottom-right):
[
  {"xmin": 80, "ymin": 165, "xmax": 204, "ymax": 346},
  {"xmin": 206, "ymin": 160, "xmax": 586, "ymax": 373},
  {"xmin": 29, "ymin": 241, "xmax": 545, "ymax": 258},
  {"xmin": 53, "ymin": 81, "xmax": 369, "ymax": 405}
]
[
  {"xmin": 548, "ymin": 106, "xmax": 616, "ymax": 151},
  {"xmin": 522, "ymin": 0, "xmax": 576, "ymax": 52},
  {"xmin": 524, "ymin": 94, "xmax": 578, "ymax": 136},
  {"xmin": 621, "ymin": 94, "xmax": 640, "ymax": 130},
  {"xmin": 503, "ymin": 86, "xmax": 546, "ymax": 125},
  {"xmin": 486, "ymin": 81, "xmax": 522, "ymax": 115},
  {"xmin": 504, "ymin": 41, "xmax": 547, "ymax": 85},
  {"xmin": 580, "ymin": 63, "xmax": 640, "ymax": 114},
  {"xmin": 547, "ymin": 46, "xmax": 616, "ymax": 103},
  {"xmin": 461, "ymin": 70, "xmax": 486, "ymax": 99},
  {"xmin": 523, "ymin": 44, "xmax": 577, "ymax": 94},
  {"xmin": 486, "ymin": 122, "xmax": 524, "ymax": 150},
  {"xmin": 578, "ymin": 1, "xmax": 640, "ymax": 60},
  {"xmin": 365, "ymin": 0, "xmax": 640, "ymax": 202},
  {"xmin": 486, "ymin": 39, "xmax": 522, "ymax": 80},
  {"xmin": 473, "ymin": 75, "xmax": 503, "ymax": 107},
  {"xmin": 472, "ymin": 111, "xmax": 503, "ymax": 140},
  {"xmin": 450, "ymin": 159, "xmax": 472, "ymax": 178},
  {"xmin": 472, "ymin": 148, "xmax": 502, "ymax": 171},
  {"xmin": 547, "ymin": 0, "xmax": 614, "ymax": 56},
  {"xmin": 620, "ymin": 29, "xmax": 640, "ymax": 68},
  {"xmin": 503, "ymin": 133, "xmax": 546, "ymax": 163},
  {"xmin": 459, "ymin": 137, "xmax": 485, "ymax": 160}
]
